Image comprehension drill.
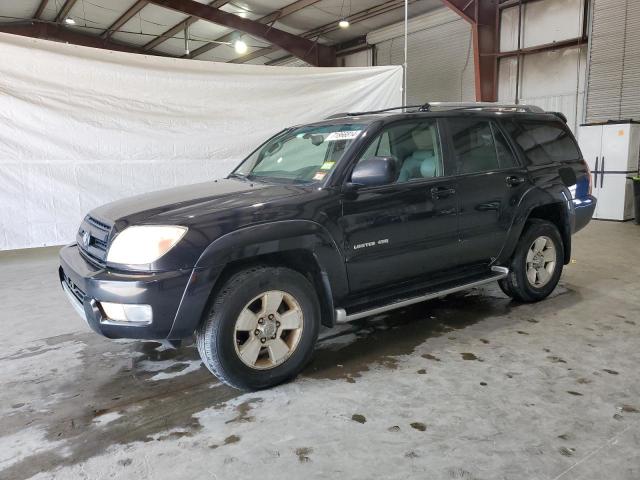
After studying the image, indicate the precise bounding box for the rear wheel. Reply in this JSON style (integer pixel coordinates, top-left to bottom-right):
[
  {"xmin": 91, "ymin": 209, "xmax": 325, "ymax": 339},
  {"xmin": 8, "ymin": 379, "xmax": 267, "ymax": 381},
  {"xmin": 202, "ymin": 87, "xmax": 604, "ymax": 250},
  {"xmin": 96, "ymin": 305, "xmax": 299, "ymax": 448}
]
[
  {"xmin": 196, "ymin": 265, "xmax": 320, "ymax": 390},
  {"xmin": 500, "ymin": 219, "xmax": 564, "ymax": 302}
]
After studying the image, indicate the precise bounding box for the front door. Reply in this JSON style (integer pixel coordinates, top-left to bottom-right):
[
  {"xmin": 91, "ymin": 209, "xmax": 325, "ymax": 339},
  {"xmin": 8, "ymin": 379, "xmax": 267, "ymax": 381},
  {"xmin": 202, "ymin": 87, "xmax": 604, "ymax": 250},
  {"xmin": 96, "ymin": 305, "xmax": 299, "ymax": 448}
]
[
  {"xmin": 445, "ymin": 117, "xmax": 529, "ymax": 267},
  {"xmin": 339, "ymin": 119, "xmax": 459, "ymax": 292}
]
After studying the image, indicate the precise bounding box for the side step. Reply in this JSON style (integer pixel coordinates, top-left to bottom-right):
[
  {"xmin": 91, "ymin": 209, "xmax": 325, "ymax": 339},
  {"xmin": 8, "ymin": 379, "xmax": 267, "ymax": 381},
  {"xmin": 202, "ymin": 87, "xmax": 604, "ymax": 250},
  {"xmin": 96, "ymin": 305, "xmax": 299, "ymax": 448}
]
[{"xmin": 334, "ymin": 266, "xmax": 509, "ymax": 323}]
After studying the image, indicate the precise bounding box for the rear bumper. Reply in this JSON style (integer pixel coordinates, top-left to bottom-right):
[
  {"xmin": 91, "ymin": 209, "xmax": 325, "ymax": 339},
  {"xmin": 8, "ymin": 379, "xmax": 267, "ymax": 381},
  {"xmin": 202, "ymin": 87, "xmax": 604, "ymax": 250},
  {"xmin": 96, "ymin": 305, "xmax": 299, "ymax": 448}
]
[
  {"xmin": 59, "ymin": 244, "xmax": 220, "ymax": 340},
  {"xmin": 573, "ymin": 195, "xmax": 597, "ymax": 233}
]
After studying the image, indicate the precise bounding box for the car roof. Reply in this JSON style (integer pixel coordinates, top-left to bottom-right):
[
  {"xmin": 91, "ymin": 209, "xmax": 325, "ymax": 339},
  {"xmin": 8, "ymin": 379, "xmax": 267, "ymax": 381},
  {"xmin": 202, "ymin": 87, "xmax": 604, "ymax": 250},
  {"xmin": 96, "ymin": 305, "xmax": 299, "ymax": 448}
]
[{"xmin": 306, "ymin": 108, "xmax": 565, "ymax": 128}]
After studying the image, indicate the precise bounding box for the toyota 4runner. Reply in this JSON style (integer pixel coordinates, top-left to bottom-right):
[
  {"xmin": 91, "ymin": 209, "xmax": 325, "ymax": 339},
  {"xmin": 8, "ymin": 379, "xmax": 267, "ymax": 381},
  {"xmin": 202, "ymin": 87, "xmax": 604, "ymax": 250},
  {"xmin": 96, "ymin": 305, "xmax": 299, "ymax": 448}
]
[{"xmin": 59, "ymin": 102, "xmax": 596, "ymax": 390}]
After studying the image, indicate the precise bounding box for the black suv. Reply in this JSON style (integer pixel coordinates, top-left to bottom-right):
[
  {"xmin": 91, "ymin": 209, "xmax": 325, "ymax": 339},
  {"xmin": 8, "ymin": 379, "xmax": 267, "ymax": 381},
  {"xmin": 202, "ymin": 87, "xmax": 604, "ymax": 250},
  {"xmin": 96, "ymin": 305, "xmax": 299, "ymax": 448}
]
[{"xmin": 59, "ymin": 102, "xmax": 596, "ymax": 390}]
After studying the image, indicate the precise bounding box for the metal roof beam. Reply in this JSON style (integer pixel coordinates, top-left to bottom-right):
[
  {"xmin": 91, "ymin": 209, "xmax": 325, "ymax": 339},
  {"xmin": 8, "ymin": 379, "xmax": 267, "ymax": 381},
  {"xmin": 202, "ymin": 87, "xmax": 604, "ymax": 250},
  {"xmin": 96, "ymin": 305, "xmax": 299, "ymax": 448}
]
[
  {"xmin": 54, "ymin": 0, "xmax": 80, "ymax": 23},
  {"xmin": 101, "ymin": 0, "xmax": 149, "ymax": 39},
  {"xmin": 233, "ymin": 0, "xmax": 412, "ymax": 65},
  {"xmin": 149, "ymin": 0, "xmax": 335, "ymax": 66},
  {"xmin": 142, "ymin": 0, "xmax": 229, "ymax": 51},
  {"xmin": 0, "ymin": 21, "xmax": 172, "ymax": 56},
  {"xmin": 188, "ymin": 0, "xmax": 320, "ymax": 59},
  {"xmin": 33, "ymin": 0, "xmax": 49, "ymax": 19}
]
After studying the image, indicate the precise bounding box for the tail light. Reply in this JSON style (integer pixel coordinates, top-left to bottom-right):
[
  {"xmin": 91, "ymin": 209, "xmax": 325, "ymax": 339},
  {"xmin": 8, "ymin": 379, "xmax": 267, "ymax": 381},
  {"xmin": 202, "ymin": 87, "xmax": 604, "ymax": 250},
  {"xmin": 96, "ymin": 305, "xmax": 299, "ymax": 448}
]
[{"xmin": 584, "ymin": 160, "xmax": 592, "ymax": 195}]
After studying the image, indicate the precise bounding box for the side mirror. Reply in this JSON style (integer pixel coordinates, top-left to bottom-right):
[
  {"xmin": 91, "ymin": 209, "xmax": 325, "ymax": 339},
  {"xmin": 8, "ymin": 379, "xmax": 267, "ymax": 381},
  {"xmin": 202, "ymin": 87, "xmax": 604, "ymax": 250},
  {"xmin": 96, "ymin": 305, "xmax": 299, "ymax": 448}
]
[{"xmin": 350, "ymin": 156, "xmax": 399, "ymax": 188}]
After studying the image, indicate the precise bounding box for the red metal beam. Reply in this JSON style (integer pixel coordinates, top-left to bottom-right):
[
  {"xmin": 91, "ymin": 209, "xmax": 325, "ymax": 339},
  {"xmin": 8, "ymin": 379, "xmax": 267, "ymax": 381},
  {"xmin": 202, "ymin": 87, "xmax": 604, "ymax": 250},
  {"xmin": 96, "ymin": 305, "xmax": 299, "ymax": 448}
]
[
  {"xmin": 0, "ymin": 22, "xmax": 169, "ymax": 56},
  {"xmin": 101, "ymin": 0, "xmax": 149, "ymax": 39},
  {"xmin": 442, "ymin": 0, "xmax": 498, "ymax": 102},
  {"xmin": 149, "ymin": 0, "xmax": 335, "ymax": 66},
  {"xmin": 142, "ymin": 0, "xmax": 229, "ymax": 51},
  {"xmin": 54, "ymin": 0, "xmax": 80, "ymax": 23},
  {"xmin": 33, "ymin": 0, "xmax": 49, "ymax": 19},
  {"xmin": 231, "ymin": 0, "xmax": 412, "ymax": 64},
  {"xmin": 188, "ymin": 0, "xmax": 320, "ymax": 59}
]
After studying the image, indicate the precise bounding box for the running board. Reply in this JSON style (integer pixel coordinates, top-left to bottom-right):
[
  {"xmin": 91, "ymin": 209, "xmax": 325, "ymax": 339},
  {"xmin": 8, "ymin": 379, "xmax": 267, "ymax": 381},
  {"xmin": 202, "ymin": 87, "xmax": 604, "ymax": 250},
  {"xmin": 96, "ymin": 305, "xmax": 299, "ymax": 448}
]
[{"xmin": 334, "ymin": 266, "xmax": 509, "ymax": 323}]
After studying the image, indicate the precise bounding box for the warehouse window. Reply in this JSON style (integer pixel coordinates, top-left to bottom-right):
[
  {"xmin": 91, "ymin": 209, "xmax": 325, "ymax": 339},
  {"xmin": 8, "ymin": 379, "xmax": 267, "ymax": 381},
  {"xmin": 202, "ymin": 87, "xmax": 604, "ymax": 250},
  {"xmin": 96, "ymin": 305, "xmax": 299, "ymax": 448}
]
[{"xmin": 506, "ymin": 120, "xmax": 581, "ymax": 165}]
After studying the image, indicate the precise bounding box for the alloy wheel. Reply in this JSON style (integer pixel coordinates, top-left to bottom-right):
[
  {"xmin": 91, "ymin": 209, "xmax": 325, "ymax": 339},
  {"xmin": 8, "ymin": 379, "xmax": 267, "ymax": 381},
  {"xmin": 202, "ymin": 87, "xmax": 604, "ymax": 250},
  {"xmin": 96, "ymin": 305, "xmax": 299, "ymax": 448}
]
[
  {"xmin": 233, "ymin": 290, "xmax": 304, "ymax": 370},
  {"xmin": 525, "ymin": 235, "xmax": 557, "ymax": 287}
]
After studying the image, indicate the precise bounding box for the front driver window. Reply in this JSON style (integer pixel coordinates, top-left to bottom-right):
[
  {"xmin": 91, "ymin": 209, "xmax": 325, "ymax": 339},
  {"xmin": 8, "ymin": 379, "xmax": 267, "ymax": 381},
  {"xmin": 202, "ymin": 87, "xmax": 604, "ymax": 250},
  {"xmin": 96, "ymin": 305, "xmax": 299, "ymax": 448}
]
[{"xmin": 353, "ymin": 120, "xmax": 443, "ymax": 184}]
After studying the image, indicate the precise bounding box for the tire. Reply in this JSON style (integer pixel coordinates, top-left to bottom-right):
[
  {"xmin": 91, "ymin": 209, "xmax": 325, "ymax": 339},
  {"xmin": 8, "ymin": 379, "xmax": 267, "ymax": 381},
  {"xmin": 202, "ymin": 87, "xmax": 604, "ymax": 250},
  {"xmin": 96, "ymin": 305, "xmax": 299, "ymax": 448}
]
[
  {"xmin": 196, "ymin": 265, "xmax": 320, "ymax": 390},
  {"xmin": 500, "ymin": 219, "xmax": 564, "ymax": 303}
]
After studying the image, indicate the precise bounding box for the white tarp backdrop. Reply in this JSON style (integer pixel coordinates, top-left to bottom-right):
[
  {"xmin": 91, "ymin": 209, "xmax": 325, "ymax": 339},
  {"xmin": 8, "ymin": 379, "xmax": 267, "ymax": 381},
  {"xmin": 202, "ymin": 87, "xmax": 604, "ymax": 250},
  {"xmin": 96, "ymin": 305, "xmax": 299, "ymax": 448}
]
[{"xmin": 0, "ymin": 34, "xmax": 402, "ymax": 250}]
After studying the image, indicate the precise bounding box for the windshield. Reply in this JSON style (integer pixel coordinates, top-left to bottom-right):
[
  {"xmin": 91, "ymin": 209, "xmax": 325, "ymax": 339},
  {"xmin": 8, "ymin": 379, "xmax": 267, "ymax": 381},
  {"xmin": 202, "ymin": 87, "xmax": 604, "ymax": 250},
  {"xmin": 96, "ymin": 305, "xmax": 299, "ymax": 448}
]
[{"xmin": 233, "ymin": 123, "xmax": 365, "ymax": 184}]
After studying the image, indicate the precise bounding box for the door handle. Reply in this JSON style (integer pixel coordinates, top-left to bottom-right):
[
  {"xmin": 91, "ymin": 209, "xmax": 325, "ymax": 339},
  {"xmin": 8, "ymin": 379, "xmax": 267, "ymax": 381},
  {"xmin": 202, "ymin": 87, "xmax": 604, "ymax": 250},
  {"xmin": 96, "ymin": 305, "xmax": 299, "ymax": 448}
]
[
  {"xmin": 594, "ymin": 156, "xmax": 599, "ymax": 187},
  {"xmin": 505, "ymin": 176, "xmax": 525, "ymax": 187},
  {"xmin": 600, "ymin": 156, "xmax": 605, "ymax": 188},
  {"xmin": 430, "ymin": 186, "xmax": 456, "ymax": 199}
]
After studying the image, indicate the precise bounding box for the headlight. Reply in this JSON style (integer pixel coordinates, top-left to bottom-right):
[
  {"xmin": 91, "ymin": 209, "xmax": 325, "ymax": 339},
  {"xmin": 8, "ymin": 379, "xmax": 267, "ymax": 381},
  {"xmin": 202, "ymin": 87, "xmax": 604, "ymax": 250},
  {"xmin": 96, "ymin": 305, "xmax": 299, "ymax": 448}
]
[{"xmin": 106, "ymin": 225, "xmax": 187, "ymax": 265}]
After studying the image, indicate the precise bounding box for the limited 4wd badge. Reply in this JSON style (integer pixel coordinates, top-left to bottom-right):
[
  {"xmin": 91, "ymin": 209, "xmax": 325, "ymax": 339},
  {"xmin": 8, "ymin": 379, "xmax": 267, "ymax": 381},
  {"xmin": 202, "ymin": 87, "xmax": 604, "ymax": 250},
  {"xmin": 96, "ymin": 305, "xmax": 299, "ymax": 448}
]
[{"xmin": 353, "ymin": 238, "xmax": 389, "ymax": 250}]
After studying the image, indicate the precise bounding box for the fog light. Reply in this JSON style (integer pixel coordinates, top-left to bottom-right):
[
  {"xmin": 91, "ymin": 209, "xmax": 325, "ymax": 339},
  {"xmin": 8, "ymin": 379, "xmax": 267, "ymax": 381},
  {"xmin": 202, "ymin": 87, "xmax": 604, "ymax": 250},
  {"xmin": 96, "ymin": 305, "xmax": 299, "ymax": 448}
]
[{"xmin": 100, "ymin": 302, "xmax": 152, "ymax": 326}]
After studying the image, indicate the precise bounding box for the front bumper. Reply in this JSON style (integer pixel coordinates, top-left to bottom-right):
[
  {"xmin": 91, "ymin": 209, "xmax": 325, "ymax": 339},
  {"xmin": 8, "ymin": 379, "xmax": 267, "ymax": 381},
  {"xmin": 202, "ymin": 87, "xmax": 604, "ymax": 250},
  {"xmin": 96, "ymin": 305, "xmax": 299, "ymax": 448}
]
[{"xmin": 59, "ymin": 244, "xmax": 218, "ymax": 340}]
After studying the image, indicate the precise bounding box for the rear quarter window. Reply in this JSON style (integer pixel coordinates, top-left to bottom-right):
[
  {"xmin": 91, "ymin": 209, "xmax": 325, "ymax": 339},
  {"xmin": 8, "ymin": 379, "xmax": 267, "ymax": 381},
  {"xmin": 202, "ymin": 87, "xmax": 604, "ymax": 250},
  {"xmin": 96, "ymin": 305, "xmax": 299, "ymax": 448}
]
[{"xmin": 505, "ymin": 120, "xmax": 581, "ymax": 165}]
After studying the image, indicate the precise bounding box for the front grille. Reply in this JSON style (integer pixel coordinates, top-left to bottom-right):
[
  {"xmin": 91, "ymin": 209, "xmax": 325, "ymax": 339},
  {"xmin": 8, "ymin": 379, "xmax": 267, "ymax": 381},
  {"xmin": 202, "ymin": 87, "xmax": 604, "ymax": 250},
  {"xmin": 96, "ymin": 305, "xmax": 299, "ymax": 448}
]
[
  {"xmin": 63, "ymin": 272, "xmax": 85, "ymax": 304},
  {"xmin": 77, "ymin": 215, "xmax": 113, "ymax": 263}
]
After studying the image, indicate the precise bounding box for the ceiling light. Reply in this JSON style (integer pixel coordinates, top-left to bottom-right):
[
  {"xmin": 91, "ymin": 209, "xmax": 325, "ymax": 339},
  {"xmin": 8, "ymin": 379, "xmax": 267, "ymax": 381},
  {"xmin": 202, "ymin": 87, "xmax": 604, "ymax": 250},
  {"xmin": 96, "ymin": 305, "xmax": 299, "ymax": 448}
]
[
  {"xmin": 339, "ymin": 19, "xmax": 350, "ymax": 29},
  {"xmin": 64, "ymin": 18, "xmax": 76, "ymax": 25},
  {"xmin": 234, "ymin": 40, "xmax": 248, "ymax": 55}
]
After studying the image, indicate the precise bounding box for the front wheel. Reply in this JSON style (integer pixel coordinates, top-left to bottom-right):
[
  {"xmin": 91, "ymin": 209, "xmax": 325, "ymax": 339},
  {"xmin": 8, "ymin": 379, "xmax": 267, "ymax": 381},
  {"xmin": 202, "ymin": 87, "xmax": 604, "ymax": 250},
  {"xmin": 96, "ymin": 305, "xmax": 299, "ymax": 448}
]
[
  {"xmin": 196, "ymin": 265, "xmax": 320, "ymax": 390},
  {"xmin": 499, "ymin": 219, "xmax": 564, "ymax": 303}
]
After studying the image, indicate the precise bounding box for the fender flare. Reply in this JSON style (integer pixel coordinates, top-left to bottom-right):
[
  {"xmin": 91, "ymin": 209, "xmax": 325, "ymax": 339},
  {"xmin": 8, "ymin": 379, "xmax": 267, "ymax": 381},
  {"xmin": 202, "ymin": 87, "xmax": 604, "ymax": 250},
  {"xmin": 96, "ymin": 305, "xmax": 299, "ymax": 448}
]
[
  {"xmin": 168, "ymin": 220, "xmax": 347, "ymax": 337},
  {"xmin": 496, "ymin": 184, "xmax": 573, "ymax": 266}
]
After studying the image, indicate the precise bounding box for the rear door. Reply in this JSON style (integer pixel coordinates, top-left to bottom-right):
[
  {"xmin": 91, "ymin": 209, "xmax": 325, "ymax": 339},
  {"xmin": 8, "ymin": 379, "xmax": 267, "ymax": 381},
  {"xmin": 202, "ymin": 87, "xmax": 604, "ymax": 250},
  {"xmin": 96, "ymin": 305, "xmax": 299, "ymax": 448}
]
[
  {"xmin": 445, "ymin": 117, "xmax": 529, "ymax": 267},
  {"xmin": 339, "ymin": 119, "xmax": 460, "ymax": 292}
]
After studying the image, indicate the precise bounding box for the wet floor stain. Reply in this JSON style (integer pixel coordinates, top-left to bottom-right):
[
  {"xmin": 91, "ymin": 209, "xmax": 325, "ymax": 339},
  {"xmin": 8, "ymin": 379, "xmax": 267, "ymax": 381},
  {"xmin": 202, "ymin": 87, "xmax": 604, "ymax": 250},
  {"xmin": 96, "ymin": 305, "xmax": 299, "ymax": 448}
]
[
  {"xmin": 527, "ymin": 319, "xmax": 539, "ymax": 323},
  {"xmin": 295, "ymin": 447, "xmax": 312, "ymax": 463},
  {"xmin": 480, "ymin": 339, "xmax": 490, "ymax": 344},
  {"xmin": 603, "ymin": 369, "xmax": 619, "ymax": 375},
  {"xmin": 576, "ymin": 378, "xmax": 591, "ymax": 384},
  {"xmin": 559, "ymin": 446, "xmax": 575, "ymax": 457},
  {"xmin": 557, "ymin": 433, "xmax": 571, "ymax": 441},
  {"xmin": 225, "ymin": 399, "xmax": 260, "ymax": 424},
  {"xmin": 410, "ymin": 422, "xmax": 427, "ymax": 432},
  {"xmin": 567, "ymin": 391, "xmax": 583, "ymax": 396},
  {"xmin": 417, "ymin": 369, "xmax": 427, "ymax": 374},
  {"xmin": 351, "ymin": 414, "xmax": 366, "ymax": 424},
  {"xmin": 307, "ymin": 291, "xmax": 513, "ymax": 382},
  {"xmin": 547, "ymin": 356, "xmax": 567, "ymax": 364},
  {"xmin": 621, "ymin": 405, "xmax": 639, "ymax": 413},
  {"xmin": 422, "ymin": 353, "xmax": 441, "ymax": 361},
  {"xmin": 461, "ymin": 353, "xmax": 480, "ymax": 361},
  {"xmin": 479, "ymin": 382, "xmax": 487, "ymax": 386},
  {"xmin": 1, "ymin": 286, "xmax": 580, "ymax": 480}
]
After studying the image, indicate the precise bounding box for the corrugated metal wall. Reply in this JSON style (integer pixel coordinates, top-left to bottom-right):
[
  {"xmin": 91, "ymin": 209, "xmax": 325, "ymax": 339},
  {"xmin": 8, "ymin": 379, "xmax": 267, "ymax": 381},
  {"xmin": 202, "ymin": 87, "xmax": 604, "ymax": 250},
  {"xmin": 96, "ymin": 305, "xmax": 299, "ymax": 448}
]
[
  {"xmin": 586, "ymin": 0, "xmax": 640, "ymax": 122},
  {"xmin": 368, "ymin": 8, "xmax": 475, "ymax": 105}
]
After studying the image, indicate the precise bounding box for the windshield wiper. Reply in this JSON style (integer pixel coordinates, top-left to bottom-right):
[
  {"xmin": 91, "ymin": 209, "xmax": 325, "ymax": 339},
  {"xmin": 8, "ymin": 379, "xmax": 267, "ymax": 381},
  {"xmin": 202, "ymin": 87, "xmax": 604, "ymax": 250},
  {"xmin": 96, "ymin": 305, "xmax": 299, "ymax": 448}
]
[{"xmin": 228, "ymin": 172, "xmax": 247, "ymax": 180}]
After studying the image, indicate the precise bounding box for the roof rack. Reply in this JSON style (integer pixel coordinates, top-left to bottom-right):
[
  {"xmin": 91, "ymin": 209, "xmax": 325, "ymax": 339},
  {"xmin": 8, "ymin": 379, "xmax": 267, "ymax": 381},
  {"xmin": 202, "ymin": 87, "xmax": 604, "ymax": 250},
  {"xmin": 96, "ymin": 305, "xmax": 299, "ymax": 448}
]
[
  {"xmin": 326, "ymin": 105, "xmax": 423, "ymax": 119},
  {"xmin": 419, "ymin": 102, "xmax": 545, "ymax": 113},
  {"xmin": 325, "ymin": 102, "xmax": 545, "ymax": 120}
]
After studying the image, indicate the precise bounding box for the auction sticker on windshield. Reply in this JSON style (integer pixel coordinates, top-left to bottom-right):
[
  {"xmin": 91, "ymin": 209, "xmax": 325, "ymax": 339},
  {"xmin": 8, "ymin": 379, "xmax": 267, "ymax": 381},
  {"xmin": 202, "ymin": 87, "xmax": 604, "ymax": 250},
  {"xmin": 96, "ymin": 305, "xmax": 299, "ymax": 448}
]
[{"xmin": 326, "ymin": 130, "xmax": 361, "ymax": 141}]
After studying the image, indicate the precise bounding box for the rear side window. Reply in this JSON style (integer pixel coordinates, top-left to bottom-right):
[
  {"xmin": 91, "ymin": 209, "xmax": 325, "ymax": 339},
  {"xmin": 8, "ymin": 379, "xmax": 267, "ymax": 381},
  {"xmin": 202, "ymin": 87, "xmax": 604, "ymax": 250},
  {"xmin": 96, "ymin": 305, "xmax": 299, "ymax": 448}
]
[
  {"xmin": 448, "ymin": 118, "xmax": 500, "ymax": 174},
  {"xmin": 506, "ymin": 120, "xmax": 581, "ymax": 165}
]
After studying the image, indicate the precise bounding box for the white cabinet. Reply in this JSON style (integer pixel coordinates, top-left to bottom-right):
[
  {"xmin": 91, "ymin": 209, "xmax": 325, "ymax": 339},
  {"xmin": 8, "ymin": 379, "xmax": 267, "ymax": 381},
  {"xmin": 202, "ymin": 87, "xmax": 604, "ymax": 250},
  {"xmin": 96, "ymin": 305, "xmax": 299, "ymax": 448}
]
[{"xmin": 578, "ymin": 122, "xmax": 640, "ymax": 220}]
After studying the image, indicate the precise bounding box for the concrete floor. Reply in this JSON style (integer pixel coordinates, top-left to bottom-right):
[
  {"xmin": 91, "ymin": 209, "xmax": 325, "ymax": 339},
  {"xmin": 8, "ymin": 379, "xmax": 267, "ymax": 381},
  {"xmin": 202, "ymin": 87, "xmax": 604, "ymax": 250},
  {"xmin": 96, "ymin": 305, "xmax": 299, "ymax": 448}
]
[{"xmin": 1, "ymin": 220, "xmax": 639, "ymax": 480}]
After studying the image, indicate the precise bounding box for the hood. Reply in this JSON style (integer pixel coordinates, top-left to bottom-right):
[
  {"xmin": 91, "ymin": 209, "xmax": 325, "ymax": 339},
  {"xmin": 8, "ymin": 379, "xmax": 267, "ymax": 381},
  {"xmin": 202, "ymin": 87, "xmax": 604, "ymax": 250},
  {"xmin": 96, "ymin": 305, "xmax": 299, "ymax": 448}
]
[{"xmin": 90, "ymin": 178, "xmax": 308, "ymax": 227}]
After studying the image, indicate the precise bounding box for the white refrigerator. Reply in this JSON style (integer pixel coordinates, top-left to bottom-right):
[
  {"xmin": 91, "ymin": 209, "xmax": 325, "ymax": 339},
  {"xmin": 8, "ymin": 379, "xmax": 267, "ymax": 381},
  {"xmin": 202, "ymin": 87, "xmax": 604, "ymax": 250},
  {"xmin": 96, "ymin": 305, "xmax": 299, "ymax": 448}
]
[{"xmin": 578, "ymin": 122, "xmax": 640, "ymax": 221}]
